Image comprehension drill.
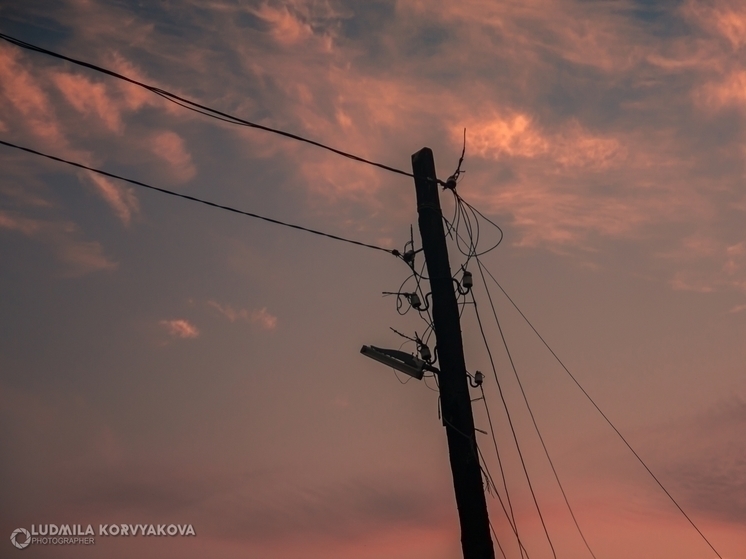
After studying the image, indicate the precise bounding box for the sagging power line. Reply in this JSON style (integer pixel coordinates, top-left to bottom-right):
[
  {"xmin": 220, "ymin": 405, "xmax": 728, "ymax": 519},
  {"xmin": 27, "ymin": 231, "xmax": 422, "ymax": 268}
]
[
  {"xmin": 0, "ymin": 32, "xmax": 426, "ymax": 183},
  {"xmin": 480, "ymin": 264, "xmax": 725, "ymax": 559},
  {"xmin": 0, "ymin": 30, "xmax": 726, "ymax": 552},
  {"xmin": 371, "ymin": 163, "xmax": 724, "ymax": 558},
  {"xmin": 0, "ymin": 139, "xmax": 398, "ymax": 257}
]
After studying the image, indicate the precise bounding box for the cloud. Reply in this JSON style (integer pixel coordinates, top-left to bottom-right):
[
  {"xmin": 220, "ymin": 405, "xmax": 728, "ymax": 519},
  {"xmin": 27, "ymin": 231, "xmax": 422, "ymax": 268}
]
[
  {"xmin": 660, "ymin": 235, "xmax": 746, "ymax": 293},
  {"xmin": 457, "ymin": 116, "xmax": 626, "ymax": 170},
  {"xmin": 84, "ymin": 171, "xmax": 140, "ymax": 225},
  {"xmin": 0, "ymin": 44, "xmax": 68, "ymax": 150},
  {"xmin": 3, "ymin": 0, "xmax": 745, "ymax": 298},
  {"xmin": 208, "ymin": 300, "xmax": 247, "ymax": 322},
  {"xmin": 696, "ymin": 70, "xmax": 746, "ymax": 109},
  {"xmin": 160, "ymin": 319, "xmax": 200, "ymax": 339},
  {"xmin": 253, "ymin": 4, "xmax": 314, "ymax": 46},
  {"xmin": 0, "ymin": 209, "xmax": 117, "ymax": 276},
  {"xmin": 55, "ymin": 237, "xmax": 119, "ymax": 277},
  {"xmin": 149, "ymin": 131, "xmax": 196, "ymax": 182},
  {"xmin": 107, "ymin": 52, "xmax": 168, "ymax": 113},
  {"xmin": 461, "ymin": 113, "xmax": 549, "ymax": 159},
  {"xmin": 52, "ymin": 71, "xmax": 123, "ymax": 132},
  {"xmin": 251, "ymin": 307, "xmax": 278, "ymax": 330},
  {"xmin": 208, "ymin": 301, "xmax": 278, "ymax": 330},
  {"xmin": 683, "ymin": 0, "xmax": 746, "ymax": 49}
]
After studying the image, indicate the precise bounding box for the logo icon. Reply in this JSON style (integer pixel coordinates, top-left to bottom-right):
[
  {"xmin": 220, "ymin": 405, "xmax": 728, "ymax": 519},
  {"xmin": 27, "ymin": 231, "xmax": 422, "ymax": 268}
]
[{"xmin": 10, "ymin": 528, "xmax": 30, "ymax": 550}]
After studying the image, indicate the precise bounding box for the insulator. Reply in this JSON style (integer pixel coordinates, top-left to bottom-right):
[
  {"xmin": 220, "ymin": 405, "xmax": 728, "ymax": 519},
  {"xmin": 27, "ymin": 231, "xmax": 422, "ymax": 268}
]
[
  {"xmin": 403, "ymin": 250, "xmax": 416, "ymax": 265},
  {"xmin": 474, "ymin": 371, "xmax": 484, "ymax": 386},
  {"xmin": 419, "ymin": 343, "xmax": 432, "ymax": 362},
  {"xmin": 462, "ymin": 270, "xmax": 473, "ymax": 289},
  {"xmin": 409, "ymin": 293, "xmax": 422, "ymax": 309},
  {"xmin": 445, "ymin": 176, "xmax": 457, "ymax": 190}
]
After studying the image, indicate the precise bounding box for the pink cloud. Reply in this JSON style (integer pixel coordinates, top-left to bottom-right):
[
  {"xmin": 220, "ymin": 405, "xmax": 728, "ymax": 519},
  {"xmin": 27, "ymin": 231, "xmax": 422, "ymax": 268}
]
[
  {"xmin": 684, "ymin": 0, "xmax": 746, "ymax": 49},
  {"xmin": 150, "ymin": 131, "xmax": 196, "ymax": 182},
  {"xmin": 462, "ymin": 113, "xmax": 549, "ymax": 159},
  {"xmin": 209, "ymin": 300, "xmax": 250, "ymax": 322},
  {"xmin": 56, "ymin": 238, "xmax": 119, "ymax": 277},
  {"xmin": 253, "ymin": 4, "xmax": 314, "ymax": 46},
  {"xmin": 0, "ymin": 209, "xmax": 117, "ymax": 276},
  {"xmin": 0, "ymin": 45, "xmax": 67, "ymax": 149},
  {"xmin": 670, "ymin": 272, "xmax": 717, "ymax": 293},
  {"xmin": 696, "ymin": 70, "xmax": 746, "ymax": 109},
  {"xmin": 84, "ymin": 171, "xmax": 140, "ymax": 225},
  {"xmin": 404, "ymin": 0, "xmax": 646, "ymax": 73},
  {"xmin": 52, "ymin": 71, "xmax": 123, "ymax": 132},
  {"xmin": 251, "ymin": 307, "xmax": 278, "ymax": 330},
  {"xmin": 160, "ymin": 319, "xmax": 200, "ymax": 339},
  {"xmin": 658, "ymin": 235, "xmax": 746, "ymax": 293},
  {"xmin": 454, "ymin": 116, "xmax": 625, "ymax": 169},
  {"xmin": 208, "ymin": 301, "xmax": 278, "ymax": 330},
  {"xmin": 108, "ymin": 52, "xmax": 165, "ymax": 112},
  {"xmin": 1, "ymin": 0, "xmax": 740, "ymax": 299}
]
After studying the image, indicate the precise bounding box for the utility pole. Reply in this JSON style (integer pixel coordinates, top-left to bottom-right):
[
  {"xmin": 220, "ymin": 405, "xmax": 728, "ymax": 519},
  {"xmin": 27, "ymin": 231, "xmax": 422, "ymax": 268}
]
[{"xmin": 412, "ymin": 147, "xmax": 495, "ymax": 559}]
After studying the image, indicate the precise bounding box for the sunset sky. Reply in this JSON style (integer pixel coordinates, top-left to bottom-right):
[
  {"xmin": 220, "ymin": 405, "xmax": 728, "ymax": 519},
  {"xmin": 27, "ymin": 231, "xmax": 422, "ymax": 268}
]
[{"xmin": 1, "ymin": 1, "xmax": 745, "ymax": 558}]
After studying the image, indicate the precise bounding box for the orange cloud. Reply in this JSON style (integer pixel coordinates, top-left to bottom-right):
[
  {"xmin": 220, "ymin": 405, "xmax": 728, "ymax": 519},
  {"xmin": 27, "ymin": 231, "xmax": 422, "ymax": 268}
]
[
  {"xmin": 84, "ymin": 171, "xmax": 139, "ymax": 225},
  {"xmin": 455, "ymin": 116, "xmax": 625, "ymax": 170},
  {"xmin": 696, "ymin": 70, "xmax": 746, "ymax": 109},
  {"xmin": 209, "ymin": 300, "xmax": 249, "ymax": 322},
  {"xmin": 684, "ymin": 0, "xmax": 746, "ymax": 49},
  {"xmin": 160, "ymin": 319, "xmax": 200, "ymax": 339},
  {"xmin": 253, "ymin": 4, "xmax": 314, "ymax": 46},
  {"xmin": 0, "ymin": 45, "xmax": 67, "ymax": 149},
  {"xmin": 659, "ymin": 235, "xmax": 746, "ymax": 293},
  {"xmin": 0, "ymin": 209, "xmax": 118, "ymax": 276},
  {"xmin": 108, "ymin": 52, "xmax": 165, "ymax": 112},
  {"xmin": 465, "ymin": 113, "xmax": 548, "ymax": 159},
  {"xmin": 52, "ymin": 71, "xmax": 123, "ymax": 132},
  {"xmin": 150, "ymin": 131, "xmax": 196, "ymax": 182},
  {"xmin": 251, "ymin": 307, "xmax": 278, "ymax": 330},
  {"xmin": 208, "ymin": 301, "xmax": 278, "ymax": 330}
]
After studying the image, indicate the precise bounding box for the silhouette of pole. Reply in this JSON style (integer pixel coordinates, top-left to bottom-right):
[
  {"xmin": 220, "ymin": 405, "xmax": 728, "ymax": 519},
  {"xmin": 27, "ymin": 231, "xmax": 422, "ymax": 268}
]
[{"xmin": 412, "ymin": 147, "xmax": 494, "ymax": 559}]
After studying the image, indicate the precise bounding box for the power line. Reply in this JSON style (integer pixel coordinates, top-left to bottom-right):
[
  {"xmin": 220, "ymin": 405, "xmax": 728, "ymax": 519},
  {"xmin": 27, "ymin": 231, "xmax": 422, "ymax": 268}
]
[
  {"xmin": 443, "ymin": 189, "xmax": 723, "ymax": 558},
  {"xmin": 474, "ymin": 256, "xmax": 598, "ymax": 559},
  {"xmin": 480, "ymin": 264, "xmax": 724, "ymax": 559},
  {"xmin": 478, "ymin": 385, "xmax": 529, "ymax": 559},
  {"xmin": 0, "ymin": 139, "xmax": 397, "ymax": 256},
  {"xmin": 477, "ymin": 444, "xmax": 531, "ymax": 559},
  {"xmin": 447, "ymin": 189, "xmax": 722, "ymax": 557},
  {"xmin": 0, "ymin": 32, "xmax": 419, "ymax": 182},
  {"xmin": 470, "ymin": 288, "xmax": 558, "ymax": 559}
]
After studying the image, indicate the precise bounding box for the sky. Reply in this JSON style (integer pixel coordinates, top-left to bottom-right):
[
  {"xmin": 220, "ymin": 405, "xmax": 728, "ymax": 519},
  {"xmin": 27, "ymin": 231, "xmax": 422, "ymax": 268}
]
[{"xmin": 0, "ymin": 0, "xmax": 745, "ymax": 558}]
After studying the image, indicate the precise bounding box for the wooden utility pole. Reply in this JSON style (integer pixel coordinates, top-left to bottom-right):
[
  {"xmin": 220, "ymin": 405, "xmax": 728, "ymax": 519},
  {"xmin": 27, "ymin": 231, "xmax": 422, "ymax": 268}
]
[{"xmin": 412, "ymin": 147, "xmax": 495, "ymax": 559}]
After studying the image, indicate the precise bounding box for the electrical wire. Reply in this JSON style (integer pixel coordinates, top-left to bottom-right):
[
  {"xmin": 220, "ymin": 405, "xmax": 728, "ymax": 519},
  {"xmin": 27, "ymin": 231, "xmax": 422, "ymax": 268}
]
[
  {"xmin": 448, "ymin": 189, "xmax": 722, "ymax": 558},
  {"xmin": 451, "ymin": 191, "xmax": 504, "ymax": 260},
  {"xmin": 0, "ymin": 139, "xmax": 398, "ymax": 256},
  {"xmin": 489, "ymin": 520, "xmax": 508, "ymax": 559},
  {"xmin": 474, "ymin": 257, "xmax": 598, "ymax": 559},
  {"xmin": 479, "ymin": 383, "xmax": 525, "ymax": 559},
  {"xmin": 443, "ymin": 188, "xmax": 561, "ymax": 558},
  {"xmin": 478, "ymin": 262, "xmax": 725, "ymax": 559},
  {"xmin": 470, "ymin": 288, "xmax": 559, "ymax": 559},
  {"xmin": 478, "ymin": 445, "xmax": 532, "ymax": 559},
  {"xmin": 0, "ymin": 32, "xmax": 423, "ymax": 182},
  {"xmin": 440, "ymin": 207, "xmax": 538, "ymax": 558}
]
